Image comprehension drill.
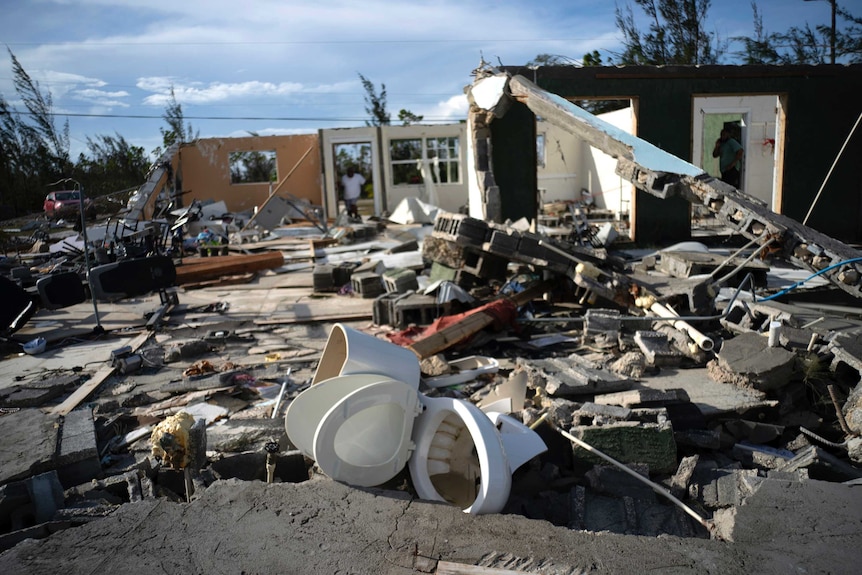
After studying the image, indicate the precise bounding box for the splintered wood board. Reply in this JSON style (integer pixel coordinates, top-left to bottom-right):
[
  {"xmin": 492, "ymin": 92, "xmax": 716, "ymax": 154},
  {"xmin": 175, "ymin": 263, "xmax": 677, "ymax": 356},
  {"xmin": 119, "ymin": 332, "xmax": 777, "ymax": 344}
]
[{"xmin": 49, "ymin": 331, "xmax": 151, "ymax": 416}]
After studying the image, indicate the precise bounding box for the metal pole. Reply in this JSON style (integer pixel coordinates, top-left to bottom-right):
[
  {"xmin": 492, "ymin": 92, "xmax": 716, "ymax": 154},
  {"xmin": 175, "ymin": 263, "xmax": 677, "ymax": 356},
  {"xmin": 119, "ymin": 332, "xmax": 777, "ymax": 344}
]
[
  {"xmin": 802, "ymin": 109, "xmax": 862, "ymax": 225},
  {"xmin": 75, "ymin": 181, "xmax": 103, "ymax": 332}
]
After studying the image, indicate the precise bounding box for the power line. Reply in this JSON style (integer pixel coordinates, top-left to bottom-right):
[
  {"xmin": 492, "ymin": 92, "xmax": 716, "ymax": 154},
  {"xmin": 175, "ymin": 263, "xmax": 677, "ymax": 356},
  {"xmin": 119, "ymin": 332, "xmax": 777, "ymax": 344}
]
[
  {"xmin": 2, "ymin": 38, "xmax": 597, "ymax": 46},
  {"xmin": 11, "ymin": 110, "xmax": 462, "ymax": 123}
]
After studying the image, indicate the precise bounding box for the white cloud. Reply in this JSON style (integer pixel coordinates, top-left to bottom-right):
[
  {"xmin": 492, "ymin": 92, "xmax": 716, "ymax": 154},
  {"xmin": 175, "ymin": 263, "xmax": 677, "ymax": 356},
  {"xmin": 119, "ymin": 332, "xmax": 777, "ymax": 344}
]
[
  {"xmin": 423, "ymin": 94, "xmax": 469, "ymax": 122},
  {"xmin": 137, "ymin": 77, "xmax": 357, "ymax": 106}
]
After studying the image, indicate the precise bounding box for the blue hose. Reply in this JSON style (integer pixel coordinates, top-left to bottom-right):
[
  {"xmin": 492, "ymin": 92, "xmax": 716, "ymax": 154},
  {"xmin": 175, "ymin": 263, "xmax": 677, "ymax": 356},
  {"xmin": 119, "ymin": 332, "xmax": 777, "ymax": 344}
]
[{"xmin": 758, "ymin": 257, "xmax": 862, "ymax": 301}]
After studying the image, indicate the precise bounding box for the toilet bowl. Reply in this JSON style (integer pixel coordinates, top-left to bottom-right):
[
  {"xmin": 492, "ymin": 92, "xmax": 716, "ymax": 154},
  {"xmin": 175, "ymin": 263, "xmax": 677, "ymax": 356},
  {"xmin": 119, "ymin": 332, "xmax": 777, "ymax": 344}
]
[
  {"xmin": 284, "ymin": 323, "xmax": 545, "ymax": 514},
  {"xmin": 312, "ymin": 323, "xmax": 420, "ymax": 385},
  {"xmin": 407, "ymin": 395, "xmax": 512, "ymax": 515}
]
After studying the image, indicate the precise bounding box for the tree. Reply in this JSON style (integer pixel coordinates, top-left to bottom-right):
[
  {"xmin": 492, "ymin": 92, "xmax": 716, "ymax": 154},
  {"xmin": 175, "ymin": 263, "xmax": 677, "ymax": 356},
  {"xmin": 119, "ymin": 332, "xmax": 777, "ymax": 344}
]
[
  {"xmin": 0, "ymin": 49, "xmax": 72, "ymax": 216},
  {"xmin": 526, "ymin": 54, "xmax": 581, "ymax": 66},
  {"xmin": 398, "ymin": 109, "xmax": 424, "ymax": 125},
  {"xmin": 358, "ymin": 73, "xmax": 390, "ymax": 127},
  {"xmin": 525, "ymin": 50, "xmax": 626, "ymax": 115},
  {"xmin": 74, "ymin": 133, "xmax": 150, "ymax": 197},
  {"xmin": 836, "ymin": 4, "xmax": 862, "ymax": 64},
  {"xmin": 736, "ymin": 1, "xmax": 861, "ymax": 65},
  {"xmin": 614, "ymin": 0, "xmax": 725, "ymax": 65},
  {"xmin": 159, "ymin": 87, "xmax": 198, "ymax": 150}
]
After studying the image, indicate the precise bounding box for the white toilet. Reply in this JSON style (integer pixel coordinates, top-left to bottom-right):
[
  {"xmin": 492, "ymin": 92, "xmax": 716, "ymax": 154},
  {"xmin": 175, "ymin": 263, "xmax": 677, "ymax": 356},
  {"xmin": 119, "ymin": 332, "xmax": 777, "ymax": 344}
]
[
  {"xmin": 284, "ymin": 324, "xmax": 547, "ymax": 514},
  {"xmin": 407, "ymin": 395, "xmax": 512, "ymax": 514}
]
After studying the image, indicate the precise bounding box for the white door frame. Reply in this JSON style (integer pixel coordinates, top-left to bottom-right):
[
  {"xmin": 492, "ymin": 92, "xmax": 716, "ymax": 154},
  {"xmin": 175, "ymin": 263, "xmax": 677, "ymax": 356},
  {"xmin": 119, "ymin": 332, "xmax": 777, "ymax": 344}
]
[{"xmin": 321, "ymin": 129, "xmax": 382, "ymax": 218}]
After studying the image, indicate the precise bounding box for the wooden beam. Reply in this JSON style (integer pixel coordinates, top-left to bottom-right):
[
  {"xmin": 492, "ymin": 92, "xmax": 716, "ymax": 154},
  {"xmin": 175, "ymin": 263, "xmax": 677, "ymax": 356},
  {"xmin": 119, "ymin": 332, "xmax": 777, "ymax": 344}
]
[
  {"xmin": 50, "ymin": 331, "xmax": 151, "ymax": 416},
  {"xmin": 174, "ymin": 252, "xmax": 284, "ymax": 284},
  {"xmin": 407, "ymin": 282, "xmax": 548, "ymax": 359},
  {"xmin": 253, "ymin": 311, "xmax": 372, "ymax": 326}
]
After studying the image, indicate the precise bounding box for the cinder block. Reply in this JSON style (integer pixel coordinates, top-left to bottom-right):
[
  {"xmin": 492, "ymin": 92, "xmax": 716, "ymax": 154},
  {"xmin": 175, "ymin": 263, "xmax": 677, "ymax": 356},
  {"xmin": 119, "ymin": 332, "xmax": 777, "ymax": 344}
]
[
  {"xmin": 486, "ymin": 229, "xmax": 520, "ymax": 257},
  {"xmin": 382, "ymin": 268, "xmax": 419, "ymax": 294},
  {"xmin": 393, "ymin": 293, "xmax": 440, "ymax": 328},
  {"xmin": 350, "ymin": 272, "xmax": 385, "ymax": 298},
  {"xmin": 689, "ymin": 462, "xmax": 758, "ymax": 509},
  {"xmin": 432, "ymin": 213, "xmax": 489, "ymax": 246},
  {"xmin": 373, "ymin": 292, "xmax": 400, "ymax": 326},
  {"xmin": 312, "ymin": 264, "xmax": 335, "ymax": 292},
  {"xmin": 569, "ymin": 419, "xmax": 678, "ymax": 474},
  {"xmin": 461, "ymin": 250, "xmax": 509, "ymax": 280}
]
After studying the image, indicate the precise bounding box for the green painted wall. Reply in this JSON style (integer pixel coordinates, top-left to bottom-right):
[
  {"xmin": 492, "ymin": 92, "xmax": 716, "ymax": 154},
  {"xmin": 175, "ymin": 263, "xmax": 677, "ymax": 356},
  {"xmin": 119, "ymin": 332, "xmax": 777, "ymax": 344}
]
[
  {"xmin": 506, "ymin": 64, "xmax": 862, "ymax": 244},
  {"xmin": 491, "ymin": 102, "xmax": 538, "ymax": 224}
]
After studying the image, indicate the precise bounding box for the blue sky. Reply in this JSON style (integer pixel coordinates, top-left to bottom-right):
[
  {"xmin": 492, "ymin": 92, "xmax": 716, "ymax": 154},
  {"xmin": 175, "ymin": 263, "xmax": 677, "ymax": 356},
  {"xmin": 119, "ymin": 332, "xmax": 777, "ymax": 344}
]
[{"xmin": 0, "ymin": 0, "xmax": 840, "ymax": 159}]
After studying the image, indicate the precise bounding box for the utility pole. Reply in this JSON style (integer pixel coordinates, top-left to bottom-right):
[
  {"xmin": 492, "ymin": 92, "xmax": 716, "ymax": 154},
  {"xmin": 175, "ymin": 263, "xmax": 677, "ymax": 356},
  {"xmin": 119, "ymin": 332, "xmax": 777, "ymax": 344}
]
[
  {"xmin": 804, "ymin": 0, "xmax": 837, "ymax": 64},
  {"xmin": 830, "ymin": 0, "xmax": 836, "ymax": 64}
]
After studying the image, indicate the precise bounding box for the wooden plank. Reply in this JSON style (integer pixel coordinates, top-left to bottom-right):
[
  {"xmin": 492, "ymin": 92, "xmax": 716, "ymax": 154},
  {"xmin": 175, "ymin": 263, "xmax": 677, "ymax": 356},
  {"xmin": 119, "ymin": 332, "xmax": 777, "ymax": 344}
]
[
  {"xmin": 253, "ymin": 311, "xmax": 371, "ymax": 325},
  {"xmin": 50, "ymin": 331, "xmax": 151, "ymax": 416},
  {"xmin": 175, "ymin": 252, "xmax": 284, "ymax": 284},
  {"xmin": 436, "ymin": 561, "xmax": 537, "ymax": 575},
  {"xmin": 408, "ymin": 282, "xmax": 549, "ymax": 359}
]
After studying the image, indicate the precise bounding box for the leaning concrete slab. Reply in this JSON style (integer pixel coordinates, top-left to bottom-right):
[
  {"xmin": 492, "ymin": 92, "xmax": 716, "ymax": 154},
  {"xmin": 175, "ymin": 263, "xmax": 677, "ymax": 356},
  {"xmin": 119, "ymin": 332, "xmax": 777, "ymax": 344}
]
[{"xmin": 56, "ymin": 407, "xmax": 101, "ymax": 488}]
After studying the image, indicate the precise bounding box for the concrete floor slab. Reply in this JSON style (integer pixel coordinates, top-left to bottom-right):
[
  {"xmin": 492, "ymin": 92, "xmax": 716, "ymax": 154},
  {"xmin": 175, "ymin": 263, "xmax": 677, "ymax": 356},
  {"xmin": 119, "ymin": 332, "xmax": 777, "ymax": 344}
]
[{"xmin": 1, "ymin": 476, "xmax": 859, "ymax": 574}]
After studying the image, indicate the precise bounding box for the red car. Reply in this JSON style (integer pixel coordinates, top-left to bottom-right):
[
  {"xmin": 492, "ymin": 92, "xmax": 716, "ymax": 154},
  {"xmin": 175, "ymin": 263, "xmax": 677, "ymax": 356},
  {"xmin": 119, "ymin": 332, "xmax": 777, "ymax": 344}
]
[{"xmin": 43, "ymin": 190, "xmax": 94, "ymax": 219}]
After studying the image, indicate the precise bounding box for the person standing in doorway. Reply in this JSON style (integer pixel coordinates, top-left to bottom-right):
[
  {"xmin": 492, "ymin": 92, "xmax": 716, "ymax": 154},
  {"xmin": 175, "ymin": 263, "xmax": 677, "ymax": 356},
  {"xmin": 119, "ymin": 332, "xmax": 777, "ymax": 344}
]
[
  {"xmin": 712, "ymin": 128, "xmax": 744, "ymax": 188},
  {"xmin": 340, "ymin": 165, "xmax": 366, "ymax": 219}
]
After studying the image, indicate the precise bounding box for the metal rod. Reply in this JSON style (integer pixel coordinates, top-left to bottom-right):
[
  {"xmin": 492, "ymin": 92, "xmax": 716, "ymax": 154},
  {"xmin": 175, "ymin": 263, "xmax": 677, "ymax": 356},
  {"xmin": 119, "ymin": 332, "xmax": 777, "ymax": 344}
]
[
  {"xmin": 552, "ymin": 423, "xmax": 716, "ymax": 536},
  {"xmin": 271, "ymin": 367, "xmax": 292, "ymax": 420},
  {"xmin": 712, "ymin": 237, "xmax": 776, "ymax": 286},
  {"xmin": 803, "ymin": 109, "xmax": 862, "ymax": 225},
  {"xmin": 706, "ymin": 233, "xmax": 767, "ymax": 280}
]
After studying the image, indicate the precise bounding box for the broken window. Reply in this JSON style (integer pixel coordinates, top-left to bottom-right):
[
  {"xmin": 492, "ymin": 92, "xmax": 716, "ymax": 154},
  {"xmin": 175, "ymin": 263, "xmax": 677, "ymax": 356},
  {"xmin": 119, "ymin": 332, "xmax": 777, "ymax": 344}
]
[
  {"xmin": 389, "ymin": 137, "xmax": 460, "ymax": 186},
  {"xmin": 537, "ymin": 133, "xmax": 546, "ymax": 168},
  {"xmin": 229, "ymin": 150, "xmax": 277, "ymax": 184}
]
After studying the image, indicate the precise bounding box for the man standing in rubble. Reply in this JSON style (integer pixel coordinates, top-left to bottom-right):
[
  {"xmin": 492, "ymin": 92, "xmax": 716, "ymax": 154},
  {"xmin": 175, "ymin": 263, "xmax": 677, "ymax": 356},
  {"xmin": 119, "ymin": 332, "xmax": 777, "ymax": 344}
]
[
  {"xmin": 340, "ymin": 165, "xmax": 366, "ymax": 219},
  {"xmin": 712, "ymin": 128, "xmax": 744, "ymax": 188}
]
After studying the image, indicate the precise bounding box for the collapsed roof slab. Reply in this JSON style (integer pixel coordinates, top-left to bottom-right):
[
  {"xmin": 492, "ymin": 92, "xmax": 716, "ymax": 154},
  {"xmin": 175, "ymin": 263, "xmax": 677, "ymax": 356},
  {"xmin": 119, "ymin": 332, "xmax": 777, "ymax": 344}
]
[{"xmin": 481, "ymin": 74, "xmax": 862, "ymax": 300}]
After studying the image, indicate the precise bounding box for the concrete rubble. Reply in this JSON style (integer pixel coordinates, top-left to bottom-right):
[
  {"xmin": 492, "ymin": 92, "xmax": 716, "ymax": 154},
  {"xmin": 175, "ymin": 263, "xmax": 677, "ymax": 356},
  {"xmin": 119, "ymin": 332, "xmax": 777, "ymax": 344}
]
[{"xmin": 1, "ymin": 74, "xmax": 861, "ymax": 575}]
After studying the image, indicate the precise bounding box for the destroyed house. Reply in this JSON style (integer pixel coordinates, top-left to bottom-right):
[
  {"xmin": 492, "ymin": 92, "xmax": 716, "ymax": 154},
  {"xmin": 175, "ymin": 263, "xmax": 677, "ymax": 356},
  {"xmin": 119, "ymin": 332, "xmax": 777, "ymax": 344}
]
[
  {"xmin": 496, "ymin": 64, "xmax": 862, "ymax": 245},
  {"xmin": 175, "ymin": 133, "xmax": 322, "ymax": 214}
]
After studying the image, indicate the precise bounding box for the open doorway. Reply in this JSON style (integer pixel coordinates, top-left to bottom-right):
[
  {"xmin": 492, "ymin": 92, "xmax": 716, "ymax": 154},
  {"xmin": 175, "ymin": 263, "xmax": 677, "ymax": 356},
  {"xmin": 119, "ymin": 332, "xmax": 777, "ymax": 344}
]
[
  {"xmin": 701, "ymin": 114, "xmax": 746, "ymax": 188},
  {"xmin": 332, "ymin": 142, "xmax": 374, "ymax": 217},
  {"xmin": 693, "ymin": 95, "xmax": 783, "ymax": 213}
]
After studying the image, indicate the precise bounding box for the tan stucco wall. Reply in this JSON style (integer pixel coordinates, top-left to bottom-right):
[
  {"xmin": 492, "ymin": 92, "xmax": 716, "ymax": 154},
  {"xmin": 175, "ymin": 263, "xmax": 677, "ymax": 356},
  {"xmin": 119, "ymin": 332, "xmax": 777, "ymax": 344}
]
[{"xmin": 178, "ymin": 134, "xmax": 322, "ymax": 213}]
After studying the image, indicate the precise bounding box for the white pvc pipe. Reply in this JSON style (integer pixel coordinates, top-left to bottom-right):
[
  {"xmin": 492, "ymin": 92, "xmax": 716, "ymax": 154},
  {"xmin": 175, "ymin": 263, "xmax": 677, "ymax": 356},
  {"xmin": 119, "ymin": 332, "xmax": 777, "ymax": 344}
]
[{"xmin": 650, "ymin": 301, "xmax": 715, "ymax": 352}]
